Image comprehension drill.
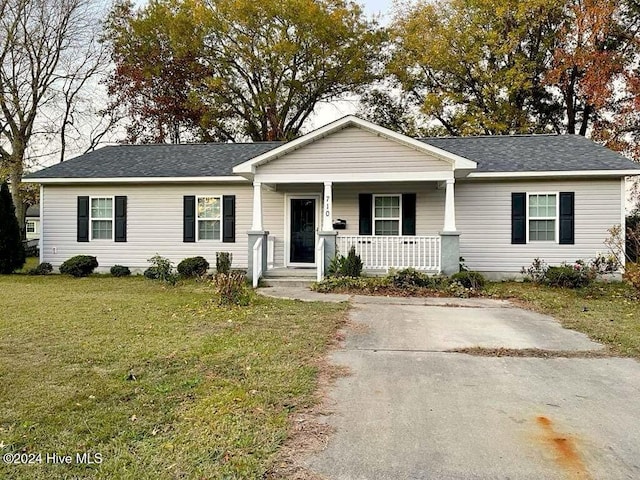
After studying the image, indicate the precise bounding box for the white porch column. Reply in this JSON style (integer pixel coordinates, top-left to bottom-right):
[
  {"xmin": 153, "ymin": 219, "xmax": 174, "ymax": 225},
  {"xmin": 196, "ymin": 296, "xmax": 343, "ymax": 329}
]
[
  {"xmin": 251, "ymin": 181, "xmax": 263, "ymax": 231},
  {"xmin": 443, "ymin": 178, "xmax": 457, "ymax": 232},
  {"xmin": 322, "ymin": 181, "xmax": 333, "ymax": 231}
]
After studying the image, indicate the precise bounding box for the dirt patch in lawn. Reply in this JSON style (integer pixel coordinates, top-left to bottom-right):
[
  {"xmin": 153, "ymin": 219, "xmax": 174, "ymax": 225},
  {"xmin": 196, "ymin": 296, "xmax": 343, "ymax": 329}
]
[{"xmin": 265, "ymin": 313, "xmax": 353, "ymax": 480}]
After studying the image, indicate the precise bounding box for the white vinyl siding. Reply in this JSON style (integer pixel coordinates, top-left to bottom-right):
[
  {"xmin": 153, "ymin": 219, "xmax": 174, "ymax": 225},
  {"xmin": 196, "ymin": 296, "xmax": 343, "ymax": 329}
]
[
  {"xmin": 258, "ymin": 126, "xmax": 453, "ymax": 175},
  {"xmin": 42, "ymin": 183, "xmax": 253, "ymax": 271},
  {"xmin": 456, "ymin": 179, "xmax": 622, "ymax": 273},
  {"xmin": 41, "ymin": 177, "xmax": 623, "ymax": 275}
]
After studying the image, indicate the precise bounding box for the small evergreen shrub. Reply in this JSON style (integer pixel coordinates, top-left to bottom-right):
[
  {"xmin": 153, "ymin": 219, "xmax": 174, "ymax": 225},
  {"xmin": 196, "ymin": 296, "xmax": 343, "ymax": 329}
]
[
  {"xmin": 387, "ymin": 268, "xmax": 431, "ymax": 288},
  {"xmin": 110, "ymin": 265, "xmax": 131, "ymax": 277},
  {"xmin": 450, "ymin": 271, "xmax": 486, "ymax": 290},
  {"xmin": 28, "ymin": 262, "xmax": 53, "ymax": 276},
  {"xmin": 59, "ymin": 255, "xmax": 98, "ymax": 277},
  {"xmin": 216, "ymin": 252, "xmax": 232, "ymax": 274},
  {"xmin": 177, "ymin": 256, "xmax": 209, "ymax": 278},
  {"xmin": 145, "ymin": 254, "xmax": 177, "ymax": 284},
  {"xmin": 143, "ymin": 267, "xmax": 159, "ymax": 280},
  {"xmin": 342, "ymin": 246, "xmax": 363, "ymax": 277},
  {"xmin": 326, "ymin": 255, "xmax": 346, "ymax": 277},
  {"xmin": 212, "ymin": 272, "xmax": 250, "ymax": 306},
  {"xmin": 326, "ymin": 247, "xmax": 363, "ymax": 277},
  {"xmin": 0, "ymin": 182, "xmax": 25, "ymax": 274},
  {"xmin": 545, "ymin": 263, "xmax": 595, "ymax": 288}
]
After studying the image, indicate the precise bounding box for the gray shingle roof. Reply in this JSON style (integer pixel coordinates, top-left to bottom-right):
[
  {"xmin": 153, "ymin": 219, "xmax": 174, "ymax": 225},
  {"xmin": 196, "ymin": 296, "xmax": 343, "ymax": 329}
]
[
  {"xmin": 24, "ymin": 133, "xmax": 639, "ymax": 180},
  {"xmin": 25, "ymin": 204, "xmax": 39, "ymax": 217},
  {"xmin": 25, "ymin": 142, "xmax": 283, "ymax": 179},
  {"xmin": 420, "ymin": 134, "xmax": 640, "ymax": 172}
]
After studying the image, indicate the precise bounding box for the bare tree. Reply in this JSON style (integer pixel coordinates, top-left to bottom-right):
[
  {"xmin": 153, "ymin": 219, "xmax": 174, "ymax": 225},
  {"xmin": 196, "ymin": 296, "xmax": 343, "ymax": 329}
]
[{"xmin": 0, "ymin": 0, "xmax": 111, "ymax": 232}]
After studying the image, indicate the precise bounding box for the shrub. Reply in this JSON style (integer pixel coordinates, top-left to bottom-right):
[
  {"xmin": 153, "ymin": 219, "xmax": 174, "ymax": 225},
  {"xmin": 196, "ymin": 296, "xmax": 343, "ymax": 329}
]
[
  {"xmin": 143, "ymin": 267, "xmax": 159, "ymax": 280},
  {"xmin": 212, "ymin": 272, "xmax": 251, "ymax": 306},
  {"xmin": 326, "ymin": 255, "xmax": 346, "ymax": 277},
  {"xmin": 177, "ymin": 256, "xmax": 209, "ymax": 278},
  {"xmin": 544, "ymin": 262, "xmax": 595, "ymax": 288},
  {"xmin": 59, "ymin": 255, "xmax": 98, "ymax": 277},
  {"xmin": 110, "ymin": 265, "xmax": 131, "ymax": 277},
  {"xmin": 0, "ymin": 182, "xmax": 25, "ymax": 274},
  {"xmin": 28, "ymin": 262, "xmax": 53, "ymax": 276},
  {"xmin": 146, "ymin": 254, "xmax": 177, "ymax": 284},
  {"xmin": 326, "ymin": 247, "xmax": 363, "ymax": 278},
  {"xmin": 590, "ymin": 253, "xmax": 620, "ymax": 274},
  {"xmin": 343, "ymin": 247, "xmax": 363, "ymax": 277},
  {"xmin": 521, "ymin": 258, "xmax": 548, "ymax": 283},
  {"xmin": 216, "ymin": 252, "xmax": 232, "ymax": 274},
  {"xmin": 623, "ymin": 262, "xmax": 640, "ymax": 293},
  {"xmin": 450, "ymin": 271, "xmax": 486, "ymax": 290},
  {"xmin": 313, "ymin": 276, "xmax": 389, "ymax": 293},
  {"xmin": 387, "ymin": 268, "xmax": 431, "ymax": 289}
]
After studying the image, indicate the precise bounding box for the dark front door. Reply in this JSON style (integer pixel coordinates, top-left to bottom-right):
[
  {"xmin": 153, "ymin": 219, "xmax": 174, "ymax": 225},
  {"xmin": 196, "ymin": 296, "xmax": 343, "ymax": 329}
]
[{"xmin": 290, "ymin": 198, "xmax": 316, "ymax": 263}]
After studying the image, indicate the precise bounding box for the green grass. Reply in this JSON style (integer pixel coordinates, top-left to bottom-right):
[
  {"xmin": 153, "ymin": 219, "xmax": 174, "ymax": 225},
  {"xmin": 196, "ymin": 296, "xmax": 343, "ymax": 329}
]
[
  {"xmin": 16, "ymin": 256, "xmax": 39, "ymax": 273},
  {"xmin": 0, "ymin": 275, "xmax": 347, "ymax": 479},
  {"xmin": 487, "ymin": 281, "xmax": 640, "ymax": 358}
]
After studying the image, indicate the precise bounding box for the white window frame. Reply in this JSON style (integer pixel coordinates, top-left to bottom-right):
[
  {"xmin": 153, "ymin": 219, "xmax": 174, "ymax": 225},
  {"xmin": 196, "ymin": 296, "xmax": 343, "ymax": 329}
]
[
  {"xmin": 89, "ymin": 196, "xmax": 115, "ymax": 241},
  {"xmin": 372, "ymin": 194, "xmax": 402, "ymax": 236},
  {"xmin": 526, "ymin": 192, "xmax": 559, "ymax": 243},
  {"xmin": 196, "ymin": 195, "xmax": 222, "ymax": 242},
  {"xmin": 26, "ymin": 221, "xmax": 36, "ymax": 233}
]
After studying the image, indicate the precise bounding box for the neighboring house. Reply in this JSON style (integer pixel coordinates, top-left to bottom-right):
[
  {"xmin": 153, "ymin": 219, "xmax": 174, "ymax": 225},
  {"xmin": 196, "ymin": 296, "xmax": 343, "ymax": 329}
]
[
  {"xmin": 25, "ymin": 204, "xmax": 40, "ymax": 242},
  {"xmin": 23, "ymin": 116, "xmax": 640, "ymax": 282}
]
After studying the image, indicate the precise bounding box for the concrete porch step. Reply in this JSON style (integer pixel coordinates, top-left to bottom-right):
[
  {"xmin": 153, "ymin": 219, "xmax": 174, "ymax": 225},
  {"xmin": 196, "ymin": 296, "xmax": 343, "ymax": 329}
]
[
  {"xmin": 261, "ymin": 268, "xmax": 316, "ymax": 288},
  {"xmin": 261, "ymin": 277, "xmax": 316, "ymax": 288},
  {"xmin": 263, "ymin": 268, "xmax": 316, "ymax": 278}
]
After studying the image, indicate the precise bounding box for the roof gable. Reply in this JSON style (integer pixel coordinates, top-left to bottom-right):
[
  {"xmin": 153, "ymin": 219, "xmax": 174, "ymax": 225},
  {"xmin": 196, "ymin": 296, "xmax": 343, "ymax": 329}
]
[{"xmin": 232, "ymin": 115, "xmax": 477, "ymax": 176}]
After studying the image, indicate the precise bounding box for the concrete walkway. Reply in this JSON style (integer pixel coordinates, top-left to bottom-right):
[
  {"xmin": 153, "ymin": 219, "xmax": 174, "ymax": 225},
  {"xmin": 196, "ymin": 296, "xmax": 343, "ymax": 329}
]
[{"xmin": 260, "ymin": 287, "xmax": 640, "ymax": 480}]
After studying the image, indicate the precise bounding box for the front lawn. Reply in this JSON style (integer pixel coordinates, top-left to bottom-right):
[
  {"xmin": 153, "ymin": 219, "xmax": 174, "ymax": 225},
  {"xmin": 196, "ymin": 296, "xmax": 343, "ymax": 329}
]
[
  {"xmin": 0, "ymin": 275, "xmax": 347, "ymax": 479},
  {"xmin": 487, "ymin": 281, "xmax": 640, "ymax": 358}
]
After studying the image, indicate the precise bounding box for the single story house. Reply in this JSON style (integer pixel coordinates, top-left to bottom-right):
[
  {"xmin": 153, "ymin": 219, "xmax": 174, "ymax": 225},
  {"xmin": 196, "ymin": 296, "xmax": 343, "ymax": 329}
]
[
  {"xmin": 23, "ymin": 116, "xmax": 640, "ymax": 283},
  {"xmin": 25, "ymin": 204, "xmax": 40, "ymax": 242}
]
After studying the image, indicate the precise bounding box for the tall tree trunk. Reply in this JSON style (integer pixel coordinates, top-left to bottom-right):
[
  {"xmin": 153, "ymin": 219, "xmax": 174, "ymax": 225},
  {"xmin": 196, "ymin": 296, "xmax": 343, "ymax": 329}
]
[
  {"xmin": 9, "ymin": 168, "xmax": 25, "ymax": 238},
  {"xmin": 578, "ymin": 104, "xmax": 592, "ymax": 136}
]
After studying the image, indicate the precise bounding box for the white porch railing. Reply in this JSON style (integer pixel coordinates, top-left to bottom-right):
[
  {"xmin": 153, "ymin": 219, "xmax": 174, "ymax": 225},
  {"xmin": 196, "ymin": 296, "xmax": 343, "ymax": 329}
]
[
  {"xmin": 316, "ymin": 237, "xmax": 325, "ymax": 281},
  {"xmin": 336, "ymin": 235, "xmax": 441, "ymax": 272},
  {"xmin": 252, "ymin": 236, "xmax": 263, "ymax": 288}
]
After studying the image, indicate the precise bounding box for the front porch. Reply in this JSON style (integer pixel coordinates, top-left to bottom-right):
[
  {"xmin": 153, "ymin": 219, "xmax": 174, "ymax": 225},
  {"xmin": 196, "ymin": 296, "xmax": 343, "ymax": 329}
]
[
  {"xmin": 247, "ymin": 179, "xmax": 461, "ymax": 286},
  {"xmin": 231, "ymin": 116, "xmax": 477, "ymax": 287}
]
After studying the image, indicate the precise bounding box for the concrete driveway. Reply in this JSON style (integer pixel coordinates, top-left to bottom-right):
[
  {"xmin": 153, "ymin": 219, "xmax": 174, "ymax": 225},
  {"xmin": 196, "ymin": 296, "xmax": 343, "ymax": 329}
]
[{"xmin": 305, "ymin": 297, "xmax": 640, "ymax": 480}]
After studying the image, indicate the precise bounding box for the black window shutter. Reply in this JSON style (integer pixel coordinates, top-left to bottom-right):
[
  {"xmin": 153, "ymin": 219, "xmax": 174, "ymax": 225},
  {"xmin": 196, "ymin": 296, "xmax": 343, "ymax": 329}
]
[
  {"xmin": 222, "ymin": 195, "xmax": 236, "ymax": 243},
  {"xmin": 559, "ymin": 192, "xmax": 575, "ymax": 245},
  {"xmin": 359, "ymin": 194, "xmax": 373, "ymax": 235},
  {"xmin": 183, "ymin": 196, "xmax": 196, "ymax": 242},
  {"xmin": 115, "ymin": 196, "xmax": 127, "ymax": 242},
  {"xmin": 402, "ymin": 193, "xmax": 416, "ymax": 236},
  {"xmin": 77, "ymin": 196, "xmax": 89, "ymax": 242},
  {"xmin": 511, "ymin": 193, "xmax": 526, "ymax": 244}
]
